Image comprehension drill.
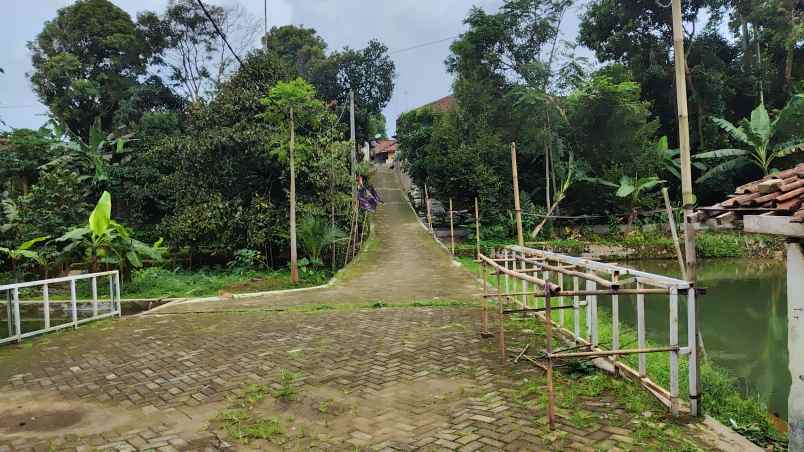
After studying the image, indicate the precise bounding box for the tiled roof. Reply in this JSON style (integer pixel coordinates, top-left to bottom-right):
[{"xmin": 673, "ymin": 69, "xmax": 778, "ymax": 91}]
[
  {"xmin": 372, "ymin": 139, "xmax": 397, "ymax": 155},
  {"xmin": 696, "ymin": 163, "xmax": 804, "ymax": 224}
]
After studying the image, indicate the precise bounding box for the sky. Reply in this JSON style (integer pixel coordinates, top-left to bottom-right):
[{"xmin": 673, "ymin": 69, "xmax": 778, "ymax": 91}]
[{"xmin": 0, "ymin": 0, "xmax": 589, "ymax": 136}]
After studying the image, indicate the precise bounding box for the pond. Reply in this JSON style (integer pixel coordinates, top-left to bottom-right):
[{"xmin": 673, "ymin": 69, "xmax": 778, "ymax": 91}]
[{"xmin": 611, "ymin": 258, "xmax": 789, "ymax": 420}]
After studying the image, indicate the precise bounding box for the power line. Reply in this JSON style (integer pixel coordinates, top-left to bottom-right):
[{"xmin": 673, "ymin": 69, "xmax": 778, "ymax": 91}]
[
  {"xmin": 194, "ymin": 0, "xmax": 244, "ymax": 67},
  {"xmin": 389, "ymin": 35, "xmax": 461, "ymax": 55}
]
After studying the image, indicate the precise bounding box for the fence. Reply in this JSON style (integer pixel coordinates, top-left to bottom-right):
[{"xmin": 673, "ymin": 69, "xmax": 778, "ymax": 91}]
[
  {"xmin": 1, "ymin": 271, "xmax": 122, "ymax": 345},
  {"xmin": 478, "ymin": 245, "xmax": 701, "ymax": 430}
]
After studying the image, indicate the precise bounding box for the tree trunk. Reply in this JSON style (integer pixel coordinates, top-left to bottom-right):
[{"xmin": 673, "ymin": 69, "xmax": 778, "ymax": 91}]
[{"xmin": 289, "ymin": 106, "xmax": 299, "ymax": 285}]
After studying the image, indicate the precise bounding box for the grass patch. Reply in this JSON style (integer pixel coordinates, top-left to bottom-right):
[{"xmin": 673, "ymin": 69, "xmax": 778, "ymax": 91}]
[{"xmin": 219, "ymin": 384, "xmax": 284, "ymax": 443}]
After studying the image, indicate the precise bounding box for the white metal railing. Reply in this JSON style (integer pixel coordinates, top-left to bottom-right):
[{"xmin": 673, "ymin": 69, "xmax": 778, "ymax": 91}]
[
  {"xmin": 478, "ymin": 245, "xmax": 701, "ymax": 429},
  {"xmin": 0, "ymin": 271, "xmax": 121, "ymax": 345}
]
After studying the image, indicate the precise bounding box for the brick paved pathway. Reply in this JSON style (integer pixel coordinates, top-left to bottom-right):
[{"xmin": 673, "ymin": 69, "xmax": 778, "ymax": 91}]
[{"xmin": 0, "ymin": 168, "xmax": 747, "ymax": 451}]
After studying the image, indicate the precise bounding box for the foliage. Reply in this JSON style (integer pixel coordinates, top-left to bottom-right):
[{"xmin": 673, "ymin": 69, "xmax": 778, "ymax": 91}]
[
  {"xmin": 57, "ymin": 191, "xmax": 165, "ymax": 273},
  {"xmin": 297, "ymin": 216, "xmax": 346, "ymax": 267},
  {"xmin": 28, "ymin": 0, "xmax": 166, "ymax": 138},
  {"xmin": 263, "ymin": 25, "xmax": 396, "ymax": 142},
  {"xmin": 227, "ymin": 249, "xmax": 265, "ymax": 271},
  {"xmin": 0, "ymin": 236, "xmax": 49, "ymax": 278},
  {"xmin": 696, "ymin": 95, "xmax": 804, "ymax": 179}
]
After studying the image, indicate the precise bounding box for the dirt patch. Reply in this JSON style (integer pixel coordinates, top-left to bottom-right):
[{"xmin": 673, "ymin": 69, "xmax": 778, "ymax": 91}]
[{"xmin": 215, "ymin": 377, "xmax": 475, "ymax": 449}]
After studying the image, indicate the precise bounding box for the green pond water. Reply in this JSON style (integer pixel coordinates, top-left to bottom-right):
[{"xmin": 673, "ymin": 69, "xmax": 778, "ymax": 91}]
[{"xmin": 609, "ymin": 258, "xmax": 789, "ymax": 420}]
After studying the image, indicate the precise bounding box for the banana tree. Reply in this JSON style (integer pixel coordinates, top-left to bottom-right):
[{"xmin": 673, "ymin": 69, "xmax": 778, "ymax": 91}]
[
  {"xmin": 655, "ymin": 136, "xmax": 707, "ymax": 180},
  {"xmin": 45, "ymin": 118, "xmax": 132, "ymax": 186},
  {"xmin": 590, "ymin": 175, "xmax": 666, "ymax": 225},
  {"xmin": 57, "ymin": 191, "xmax": 165, "ymax": 274},
  {"xmin": 0, "ymin": 236, "xmax": 49, "ymax": 281},
  {"xmin": 695, "ymin": 95, "xmax": 804, "ymax": 181}
]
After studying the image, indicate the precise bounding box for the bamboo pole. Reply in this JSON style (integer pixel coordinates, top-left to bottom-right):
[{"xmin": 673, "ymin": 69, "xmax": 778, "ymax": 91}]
[
  {"xmin": 475, "ymin": 197, "xmax": 481, "ymax": 260},
  {"xmin": 545, "ymin": 288, "xmax": 556, "ymax": 430},
  {"xmin": 671, "ymin": 0, "xmax": 700, "ymax": 416},
  {"xmin": 497, "ymin": 271, "xmax": 505, "ymax": 364},
  {"xmin": 662, "ymin": 188, "xmax": 687, "ymax": 280},
  {"xmin": 425, "ymin": 184, "xmax": 433, "ymax": 232},
  {"xmin": 481, "ymin": 262, "xmax": 490, "ymax": 336},
  {"xmin": 449, "ymin": 198, "xmax": 455, "ymax": 255},
  {"xmin": 511, "ymin": 142, "xmax": 525, "ymax": 247}
]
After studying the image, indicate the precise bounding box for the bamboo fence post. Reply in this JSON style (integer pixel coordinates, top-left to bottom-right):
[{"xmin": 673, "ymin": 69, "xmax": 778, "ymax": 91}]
[
  {"xmin": 449, "ymin": 198, "xmax": 455, "ymax": 255},
  {"xmin": 558, "ymin": 273, "xmax": 565, "ymax": 326},
  {"xmin": 687, "ymin": 287, "xmax": 701, "ymax": 416},
  {"xmin": 611, "ymin": 272, "xmax": 620, "ymax": 374},
  {"xmin": 481, "ymin": 261, "xmax": 489, "ymax": 336},
  {"xmin": 573, "ymin": 276, "xmax": 580, "ymax": 341},
  {"xmin": 474, "ymin": 197, "xmax": 481, "ymax": 260},
  {"xmin": 497, "ymin": 270, "xmax": 505, "ymax": 364},
  {"xmin": 511, "ymin": 142, "xmax": 524, "ymax": 247},
  {"xmin": 42, "ymin": 284, "xmax": 50, "ymax": 329},
  {"xmin": 425, "ymin": 184, "xmax": 433, "ymax": 233},
  {"xmin": 545, "ymin": 287, "xmax": 556, "ymax": 430},
  {"xmin": 504, "ymin": 249, "xmax": 510, "ymax": 299}
]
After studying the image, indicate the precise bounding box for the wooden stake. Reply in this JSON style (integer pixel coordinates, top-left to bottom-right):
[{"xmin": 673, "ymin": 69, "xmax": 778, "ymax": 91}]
[
  {"xmin": 497, "ymin": 270, "xmax": 505, "ymax": 364},
  {"xmin": 475, "ymin": 197, "xmax": 481, "ymax": 260},
  {"xmin": 481, "ymin": 262, "xmax": 490, "ymax": 336},
  {"xmin": 545, "ymin": 288, "xmax": 555, "ymax": 431},
  {"xmin": 449, "ymin": 198, "xmax": 455, "ymax": 255},
  {"xmin": 511, "ymin": 143, "xmax": 525, "ymax": 247},
  {"xmin": 662, "ymin": 188, "xmax": 687, "ymax": 280},
  {"xmin": 425, "ymin": 184, "xmax": 433, "ymax": 232}
]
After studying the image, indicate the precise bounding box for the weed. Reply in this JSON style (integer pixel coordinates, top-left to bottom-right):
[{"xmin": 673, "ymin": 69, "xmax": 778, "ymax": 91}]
[{"xmin": 272, "ymin": 369, "xmax": 302, "ymax": 401}]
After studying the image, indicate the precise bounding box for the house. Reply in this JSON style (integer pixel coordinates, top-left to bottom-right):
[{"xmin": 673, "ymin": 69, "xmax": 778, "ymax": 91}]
[
  {"xmin": 423, "ymin": 95, "xmax": 456, "ymax": 113},
  {"xmin": 695, "ymin": 163, "xmax": 804, "ymax": 449},
  {"xmin": 371, "ymin": 139, "xmax": 397, "ymax": 167}
]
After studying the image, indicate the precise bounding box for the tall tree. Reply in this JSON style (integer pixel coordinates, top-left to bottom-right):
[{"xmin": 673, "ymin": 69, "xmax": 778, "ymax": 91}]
[
  {"xmin": 153, "ymin": 0, "xmax": 261, "ymax": 102},
  {"xmin": 28, "ymin": 0, "xmax": 165, "ymax": 138}
]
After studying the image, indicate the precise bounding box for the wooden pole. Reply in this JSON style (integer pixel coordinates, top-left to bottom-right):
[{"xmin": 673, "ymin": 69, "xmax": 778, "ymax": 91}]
[
  {"xmin": 475, "ymin": 197, "xmax": 481, "ymax": 260},
  {"xmin": 497, "ymin": 270, "xmax": 505, "ymax": 364},
  {"xmin": 481, "ymin": 261, "xmax": 490, "ymax": 336},
  {"xmin": 511, "ymin": 143, "xmax": 525, "ymax": 247},
  {"xmin": 662, "ymin": 188, "xmax": 687, "ymax": 280},
  {"xmin": 449, "ymin": 198, "xmax": 455, "ymax": 255},
  {"xmin": 671, "ymin": 0, "xmax": 700, "ymax": 416},
  {"xmin": 289, "ymin": 106, "xmax": 298, "ymax": 285},
  {"xmin": 425, "ymin": 184, "xmax": 433, "ymax": 233},
  {"xmin": 545, "ymin": 288, "xmax": 555, "ymax": 430}
]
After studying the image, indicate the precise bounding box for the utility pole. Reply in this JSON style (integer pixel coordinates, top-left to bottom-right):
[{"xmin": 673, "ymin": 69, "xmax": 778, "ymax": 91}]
[
  {"xmin": 671, "ymin": 0, "xmax": 700, "ymax": 417},
  {"xmin": 263, "ymin": 0, "xmax": 267, "ymax": 49},
  {"xmin": 289, "ymin": 106, "xmax": 298, "ymax": 284}
]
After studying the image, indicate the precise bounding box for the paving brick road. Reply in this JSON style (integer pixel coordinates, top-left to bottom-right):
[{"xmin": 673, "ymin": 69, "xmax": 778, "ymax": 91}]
[{"xmin": 0, "ymin": 168, "xmax": 747, "ymax": 451}]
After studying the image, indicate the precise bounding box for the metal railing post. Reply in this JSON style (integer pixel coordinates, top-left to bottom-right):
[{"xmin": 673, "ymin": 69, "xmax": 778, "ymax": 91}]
[
  {"xmin": 43, "ymin": 284, "xmax": 50, "ymax": 330},
  {"xmin": 70, "ymin": 280, "xmax": 78, "ymax": 328},
  {"xmin": 5, "ymin": 290, "xmax": 12, "ymax": 338},
  {"xmin": 91, "ymin": 276, "xmax": 98, "ymax": 317},
  {"xmin": 637, "ymin": 282, "xmax": 647, "ymax": 378},
  {"xmin": 669, "ymin": 286, "xmax": 680, "ymax": 415},
  {"xmin": 688, "ymin": 288, "xmax": 700, "ymax": 416},
  {"xmin": 114, "ymin": 272, "xmax": 122, "ymax": 316},
  {"xmin": 12, "ymin": 288, "xmax": 21, "ymax": 343}
]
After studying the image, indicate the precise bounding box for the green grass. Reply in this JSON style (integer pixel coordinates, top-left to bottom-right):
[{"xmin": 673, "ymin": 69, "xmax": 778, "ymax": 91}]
[
  {"xmin": 458, "ymin": 255, "xmax": 787, "ymax": 450},
  {"xmin": 454, "ymin": 230, "xmax": 784, "ymax": 260}
]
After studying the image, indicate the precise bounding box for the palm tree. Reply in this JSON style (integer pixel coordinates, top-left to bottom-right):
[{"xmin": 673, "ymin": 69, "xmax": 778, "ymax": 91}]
[
  {"xmin": 696, "ymin": 95, "xmax": 804, "ymax": 181},
  {"xmin": 297, "ymin": 216, "xmax": 346, "ymax": 268}
]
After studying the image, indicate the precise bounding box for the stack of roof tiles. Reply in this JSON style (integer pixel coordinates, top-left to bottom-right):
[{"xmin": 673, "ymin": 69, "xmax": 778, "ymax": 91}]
[{"xmin": 698, "ymin": 163, "xmax": 804, "ymax": 224}]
